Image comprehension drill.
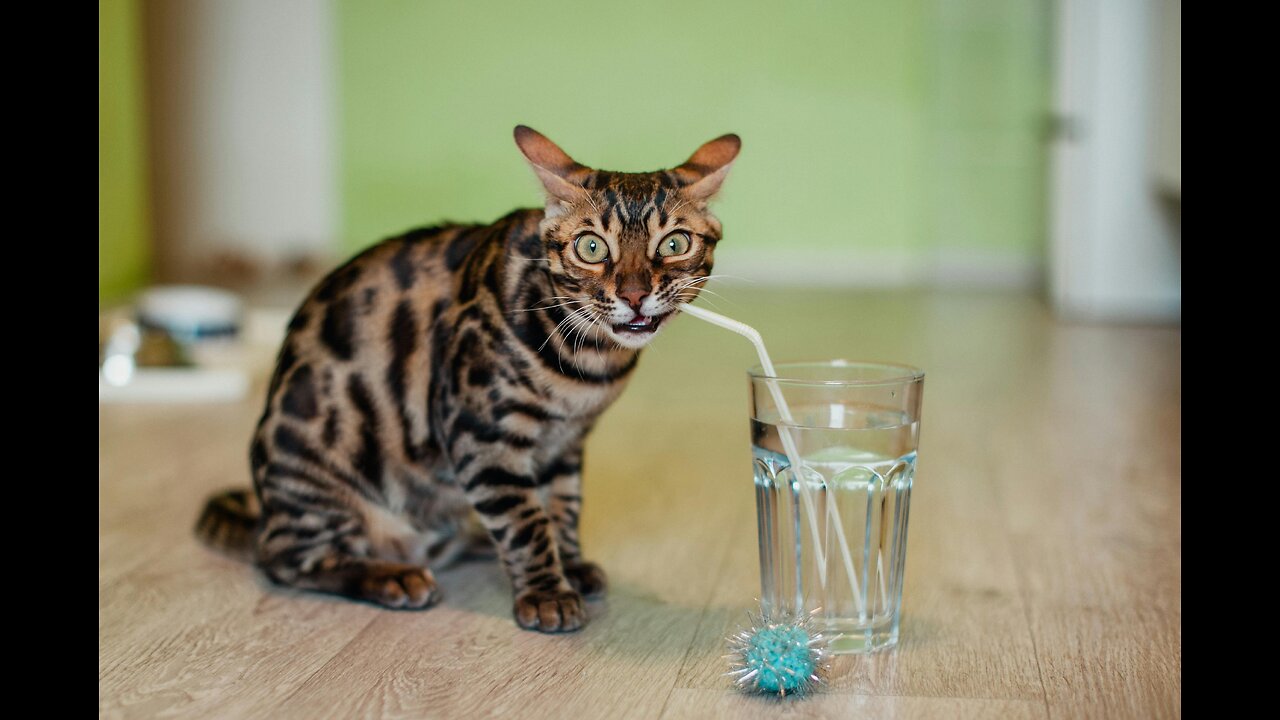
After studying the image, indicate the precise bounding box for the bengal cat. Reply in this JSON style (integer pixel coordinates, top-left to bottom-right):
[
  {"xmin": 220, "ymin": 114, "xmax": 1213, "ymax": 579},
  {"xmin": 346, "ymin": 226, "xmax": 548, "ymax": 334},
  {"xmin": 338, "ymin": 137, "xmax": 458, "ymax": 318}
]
[{"xmin": 196, "ymin": 126, "xmax": 739, "ymax": 632}]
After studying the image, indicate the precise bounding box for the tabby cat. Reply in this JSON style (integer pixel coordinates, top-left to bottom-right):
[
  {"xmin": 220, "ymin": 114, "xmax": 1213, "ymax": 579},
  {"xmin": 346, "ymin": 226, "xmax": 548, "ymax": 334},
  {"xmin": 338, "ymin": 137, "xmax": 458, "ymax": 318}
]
[{"xmin": 196, "ymin": 126, "xmax": 739, "ymax": 632}]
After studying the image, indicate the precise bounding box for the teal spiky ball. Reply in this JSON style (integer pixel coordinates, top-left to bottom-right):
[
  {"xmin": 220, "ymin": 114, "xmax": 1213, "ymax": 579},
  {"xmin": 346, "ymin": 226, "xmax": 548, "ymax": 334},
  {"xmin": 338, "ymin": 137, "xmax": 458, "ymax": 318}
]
[
  {"xmin": 726, "ymin": 612, "xmax": 829, "ymax": 697},
  {"xmin": 745, "ymin": 625, "xmax": 814, "ymax": 693}
]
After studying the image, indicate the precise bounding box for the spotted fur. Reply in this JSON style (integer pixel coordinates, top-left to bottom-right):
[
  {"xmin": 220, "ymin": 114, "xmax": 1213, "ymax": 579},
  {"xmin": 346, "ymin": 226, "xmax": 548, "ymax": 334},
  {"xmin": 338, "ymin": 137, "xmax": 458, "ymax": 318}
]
[{"xmin": 196, "ymin": 126, "xmax": 739, "ymax": 632}]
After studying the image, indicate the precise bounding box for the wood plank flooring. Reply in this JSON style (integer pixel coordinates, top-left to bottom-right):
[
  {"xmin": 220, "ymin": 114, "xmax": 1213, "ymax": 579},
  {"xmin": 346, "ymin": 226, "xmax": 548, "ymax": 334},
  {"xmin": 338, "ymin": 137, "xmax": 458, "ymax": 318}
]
[{"xmin": 99, "ymin": 290, "xmax": 1181, "ymax": 719}]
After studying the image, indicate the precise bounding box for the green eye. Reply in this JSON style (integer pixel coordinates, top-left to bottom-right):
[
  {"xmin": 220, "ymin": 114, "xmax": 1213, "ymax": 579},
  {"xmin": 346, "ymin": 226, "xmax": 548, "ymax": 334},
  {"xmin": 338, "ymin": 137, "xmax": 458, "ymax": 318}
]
[
  {"xmin": 573, "ymin": 234, "xmax": 609, "ymax": 263},
  {"xmin": 658, "ymin": 232, "xmax": 692, "ymax": 258}
]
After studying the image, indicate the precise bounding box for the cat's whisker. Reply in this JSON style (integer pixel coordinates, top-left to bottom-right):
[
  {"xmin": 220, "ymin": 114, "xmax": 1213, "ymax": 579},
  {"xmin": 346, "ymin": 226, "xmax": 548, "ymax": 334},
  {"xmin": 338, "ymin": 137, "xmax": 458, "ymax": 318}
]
[
  {"xmin": 543, "ymin": 308, "xmax": 576, "ymax": 340},
  {"xmin": 562, "ymin": 317, "xmax": 587, "ymax": 361},
  {"xmin": 550, "ymin": 309, "xmax": 587, "ymax": 373},
  {"xmin": 566, "ymin": 309, "xmax": 601, "ymax": 356},
  {"xmin": 670, "ymin": 286, "xmax": 732, "ymax": 310},
  {"xmin": 672, "ymin": 274, "xmax": 740, "ymax": 295},
  {"xmin": 667, "ymin": 287, "xmax": 713, "ymax": 305},
  {"xmin": 582, "ymin": 314, "xmax": 604, "ymax": 350},
  {"xmin": 672, "ymin": 275, "xmax": 713, "ymax": 287},
  {"xmin": 505, "ymin": 253, "xmax": 551, "ymax": 264},
  {"xmin": 675, "ymin": 292, "xmax": 727, "ymax": 313},
  {"xmin": 582, "ymin": 316, "xmax": 603, "ymax": 354},
  {"xmin": 681, "ymin": 285, "xmax": 714, "ymax": 294},
  {"xmin": 686, "ymin": 287, "xmax": 731, "ymax": 304},
  {"xmin": 521, "ymin": 294, "xmax": 578, "ymax": 305},
  {"xmin": 670, "ymin": 277, "xmax": 734, "ymax": 306},
  {"xmin": 511, "ymin": 302, "xmax": 581, "ymax": 314},
  {"xmin": 669, "ymin": 281, "xmax": 709, "ymax": 296},
  {"xmin": 697, "ymin": 272, "xmax": 754, "ymax": 285},
  {"xmin": 566, "ymin": 311, "xmax": 600, "ymax": 355},
  {"xmin": 508, "ymin": 298, "xmax": 587, "ymax": 314},
  {"xmin": 560, "ymin": 312, "xmax": 584, "ymax": 348},
  {"xmin": 672, "ymin": 275, "xmax": 722, "ymax": 291},
  {"xmin": 568, "ymin": 318, "xmax": 587, "ymax": 355},
  {"xmin": 539, "ymin": 306, "xmax": 590, "ymax": 353},
  {"xmin": 563, "ymin": 308, "xmax": 595, "ymax": 347}
]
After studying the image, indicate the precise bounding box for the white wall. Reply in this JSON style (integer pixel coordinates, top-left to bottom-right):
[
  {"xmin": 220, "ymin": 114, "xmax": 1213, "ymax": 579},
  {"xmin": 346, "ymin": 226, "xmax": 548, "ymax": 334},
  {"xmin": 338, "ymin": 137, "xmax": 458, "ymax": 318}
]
[
  {"xmin": 1050, "ymin": 0, "xmax": 1181, "ymax": 322},
  {"xmin": 1154, "ymin": 0, "xmax": 1181, "ymax": 197},
  {"xmin": 144, "ymin": 0, "xmax": 337, "ymax": 280}
]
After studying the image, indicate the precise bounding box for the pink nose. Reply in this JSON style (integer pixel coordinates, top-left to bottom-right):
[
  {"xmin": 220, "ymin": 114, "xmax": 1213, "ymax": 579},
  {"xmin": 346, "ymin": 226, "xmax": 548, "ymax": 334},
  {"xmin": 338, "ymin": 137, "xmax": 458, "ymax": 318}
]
[{"xmin": 618, "ymin": 289, "xmax": 648, "ymax": 311}]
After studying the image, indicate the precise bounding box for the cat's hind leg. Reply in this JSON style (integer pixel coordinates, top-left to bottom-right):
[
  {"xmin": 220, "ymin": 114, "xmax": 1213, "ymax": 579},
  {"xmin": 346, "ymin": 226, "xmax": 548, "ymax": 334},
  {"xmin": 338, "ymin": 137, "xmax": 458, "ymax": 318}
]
[
  {"xmin": 254, "ymin": 479, "xmax": 441, "ymax": 609},
  {"xmin": 262, "ymin": 553, "xmax": 439, "ymax": 609}
]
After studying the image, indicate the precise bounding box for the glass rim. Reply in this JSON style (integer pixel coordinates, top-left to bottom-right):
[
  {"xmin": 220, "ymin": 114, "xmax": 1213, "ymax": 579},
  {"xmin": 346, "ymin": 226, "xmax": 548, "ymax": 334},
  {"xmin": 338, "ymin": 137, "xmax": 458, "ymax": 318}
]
[{"xmin": 747, "ymin": 359, "xmax": 925, "ymax": 387}]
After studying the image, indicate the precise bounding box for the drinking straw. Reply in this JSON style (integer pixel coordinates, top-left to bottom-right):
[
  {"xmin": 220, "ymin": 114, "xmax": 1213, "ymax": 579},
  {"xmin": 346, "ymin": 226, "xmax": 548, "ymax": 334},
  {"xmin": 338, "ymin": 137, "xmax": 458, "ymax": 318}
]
[{"xmin": 680, "ymin": 304, "xmax": 865, "ymax": 615}]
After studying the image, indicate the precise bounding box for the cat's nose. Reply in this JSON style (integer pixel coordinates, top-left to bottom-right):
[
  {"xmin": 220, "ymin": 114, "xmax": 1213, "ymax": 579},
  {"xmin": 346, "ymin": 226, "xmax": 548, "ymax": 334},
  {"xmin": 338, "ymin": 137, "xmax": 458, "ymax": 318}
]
[{"xmin": 618, "ymin": 289, "xmax": 649, "ymax": 312}]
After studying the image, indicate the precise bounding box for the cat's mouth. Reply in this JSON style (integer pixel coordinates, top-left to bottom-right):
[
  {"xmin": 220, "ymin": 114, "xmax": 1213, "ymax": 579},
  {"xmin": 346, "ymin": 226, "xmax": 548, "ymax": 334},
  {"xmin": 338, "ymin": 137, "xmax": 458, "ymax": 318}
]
[{"xmin": 611, "ymin": 312, "xmax": 669, "ymax": 336}]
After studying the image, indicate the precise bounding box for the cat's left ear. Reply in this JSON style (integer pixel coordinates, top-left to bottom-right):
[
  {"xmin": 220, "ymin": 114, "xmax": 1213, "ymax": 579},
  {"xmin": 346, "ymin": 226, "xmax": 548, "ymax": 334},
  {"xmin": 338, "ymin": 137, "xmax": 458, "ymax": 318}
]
[
  {"xmin": 674, "ymin": 134, "xmax": 741, "ymax": 202},
  {"xmin": 514, "ymin": 125, "xmax": 589, "ymax": 207}
]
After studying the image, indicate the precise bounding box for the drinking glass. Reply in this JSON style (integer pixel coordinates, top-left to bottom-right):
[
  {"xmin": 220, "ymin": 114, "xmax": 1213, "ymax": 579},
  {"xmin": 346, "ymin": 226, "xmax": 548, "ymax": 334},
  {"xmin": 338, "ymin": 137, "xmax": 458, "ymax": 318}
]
[{"xmin": 750, "ymin": 361, "xmax": 925, "ymax": 653}]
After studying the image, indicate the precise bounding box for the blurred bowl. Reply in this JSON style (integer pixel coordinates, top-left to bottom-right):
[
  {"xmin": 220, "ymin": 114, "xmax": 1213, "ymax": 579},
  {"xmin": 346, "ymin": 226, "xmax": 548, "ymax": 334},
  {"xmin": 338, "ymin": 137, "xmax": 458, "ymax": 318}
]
[{"xmin": 136, "ymin": 285, "xmax": 242, "ymax": 344}]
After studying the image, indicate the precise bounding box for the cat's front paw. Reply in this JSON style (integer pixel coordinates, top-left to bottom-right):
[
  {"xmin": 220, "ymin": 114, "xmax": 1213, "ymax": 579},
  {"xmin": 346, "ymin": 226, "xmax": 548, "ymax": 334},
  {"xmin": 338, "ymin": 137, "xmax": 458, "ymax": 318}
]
[
  {"xmin": 564, "ymin": 560, "xmax": 608, "ymax": 599},
  {"xmin": 513, "ymin": 589, "xmax": 586, "ymax": 632}
]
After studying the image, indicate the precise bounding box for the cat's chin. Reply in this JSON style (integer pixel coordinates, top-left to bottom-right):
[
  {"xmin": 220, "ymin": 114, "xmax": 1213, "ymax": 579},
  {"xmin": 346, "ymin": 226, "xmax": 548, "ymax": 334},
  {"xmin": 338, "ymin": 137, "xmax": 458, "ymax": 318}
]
[
  {"xmin": 605, "ymin": 312, "xmax": 671, "ymax": 349},
  {"xmin": 607, "ymin": 331, "xmax": 660, "ymax": 349}
]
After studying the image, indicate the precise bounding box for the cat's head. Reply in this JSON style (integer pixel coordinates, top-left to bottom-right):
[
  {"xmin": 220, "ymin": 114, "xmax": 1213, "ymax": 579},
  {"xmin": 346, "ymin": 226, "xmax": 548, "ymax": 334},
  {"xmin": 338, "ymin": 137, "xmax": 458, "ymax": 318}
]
[{"xmin": 515, "ymin": 125, "xmax": 739, "ymax": 350}]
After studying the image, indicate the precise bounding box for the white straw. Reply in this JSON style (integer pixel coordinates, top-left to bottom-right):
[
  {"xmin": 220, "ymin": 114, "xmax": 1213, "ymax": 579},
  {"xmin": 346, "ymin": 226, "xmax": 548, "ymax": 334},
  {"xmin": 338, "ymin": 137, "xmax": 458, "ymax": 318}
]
[{"xmin": 679, "ymin": 304, "xmax": 865, "ymax": 615}]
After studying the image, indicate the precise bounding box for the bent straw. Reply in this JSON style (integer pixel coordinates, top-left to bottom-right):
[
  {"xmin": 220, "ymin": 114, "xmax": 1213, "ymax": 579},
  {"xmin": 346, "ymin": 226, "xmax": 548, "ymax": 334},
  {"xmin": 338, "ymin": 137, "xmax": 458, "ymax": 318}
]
[{"xmin": 680, "ymin": 304, "xmax": 865, "ymax": 616}]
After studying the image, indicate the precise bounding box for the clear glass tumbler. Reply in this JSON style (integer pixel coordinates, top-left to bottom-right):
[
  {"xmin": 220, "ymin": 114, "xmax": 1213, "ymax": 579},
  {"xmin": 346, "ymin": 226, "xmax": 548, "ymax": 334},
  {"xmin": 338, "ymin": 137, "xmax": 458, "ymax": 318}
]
[{"xmin": 750, "ymin": 361, "xmax": 925, "ymax": 654}]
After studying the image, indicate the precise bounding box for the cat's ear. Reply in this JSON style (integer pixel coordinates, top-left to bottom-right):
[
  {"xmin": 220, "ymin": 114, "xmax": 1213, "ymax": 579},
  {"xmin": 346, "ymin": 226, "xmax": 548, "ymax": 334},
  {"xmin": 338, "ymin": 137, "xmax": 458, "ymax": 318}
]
[
  {"xmin": 674, "ymin": 133, "xmax": 741, "ymax": 202},
  {"xmin": 514, "ymin": 125, "xmax": 589, "ymax": 206}
]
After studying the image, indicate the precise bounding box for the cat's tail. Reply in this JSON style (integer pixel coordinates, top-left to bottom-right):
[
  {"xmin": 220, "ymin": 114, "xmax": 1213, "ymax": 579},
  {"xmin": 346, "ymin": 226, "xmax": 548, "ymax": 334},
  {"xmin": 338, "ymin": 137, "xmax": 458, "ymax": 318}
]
[{"xmin": 195, "ymin": 488, "xmax": 260, "ymax": 561}]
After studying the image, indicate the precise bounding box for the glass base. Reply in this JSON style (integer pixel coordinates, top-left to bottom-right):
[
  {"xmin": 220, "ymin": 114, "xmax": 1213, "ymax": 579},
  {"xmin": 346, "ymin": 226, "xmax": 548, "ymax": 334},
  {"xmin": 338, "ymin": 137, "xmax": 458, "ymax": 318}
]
[{"xmin": 824, "ymin": 618, "xmax": 900, "ymax": 654}]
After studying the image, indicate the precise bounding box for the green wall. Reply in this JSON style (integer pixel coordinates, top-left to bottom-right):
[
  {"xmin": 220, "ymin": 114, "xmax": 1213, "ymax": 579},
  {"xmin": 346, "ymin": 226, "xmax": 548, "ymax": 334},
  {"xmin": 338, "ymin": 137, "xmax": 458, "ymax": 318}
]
[
  {"xmin": 337, "ymin": 0, "xmax": 1049, "ymax": 275},
  {"xmin": 95, "ymin": 0, "xmax": 1049, "ymax": 299},
  {"xmin": 99, "ymin": 0, "xmax": 151, "ymax": 304},
  {"xmin": 926, "ymin": 0, "xmax": 1050, "ymax": 259}
]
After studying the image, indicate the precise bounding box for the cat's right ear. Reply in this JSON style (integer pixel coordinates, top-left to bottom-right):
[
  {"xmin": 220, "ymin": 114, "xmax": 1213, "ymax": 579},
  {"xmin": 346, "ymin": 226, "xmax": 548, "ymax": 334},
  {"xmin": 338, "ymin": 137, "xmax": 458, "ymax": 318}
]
[
  {"xmin": 514, "ymin": 126, "xmax": 588, "ymax": 208},
  {"xmin": 673, "ymin": 133, "xmax": 741, "ymax": 202}
]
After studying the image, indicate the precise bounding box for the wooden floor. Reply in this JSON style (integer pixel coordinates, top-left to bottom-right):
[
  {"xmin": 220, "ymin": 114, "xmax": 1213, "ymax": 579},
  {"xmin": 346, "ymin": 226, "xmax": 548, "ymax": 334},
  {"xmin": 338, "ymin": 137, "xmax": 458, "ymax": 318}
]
[{"xmin": 99, "ymin": 290, "xmax": 1181, "ymax": 719}]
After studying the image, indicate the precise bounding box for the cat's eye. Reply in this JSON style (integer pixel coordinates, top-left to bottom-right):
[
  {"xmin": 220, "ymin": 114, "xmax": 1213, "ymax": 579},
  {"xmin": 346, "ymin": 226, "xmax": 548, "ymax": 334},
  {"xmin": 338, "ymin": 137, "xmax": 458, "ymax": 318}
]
[
  {"xmin": 573, "ymin": 234, "xmax": 610, "ymax": 264},
  {"xmin": 658, "ymin": 232, "xmax": 692, "ymax": 258}
]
